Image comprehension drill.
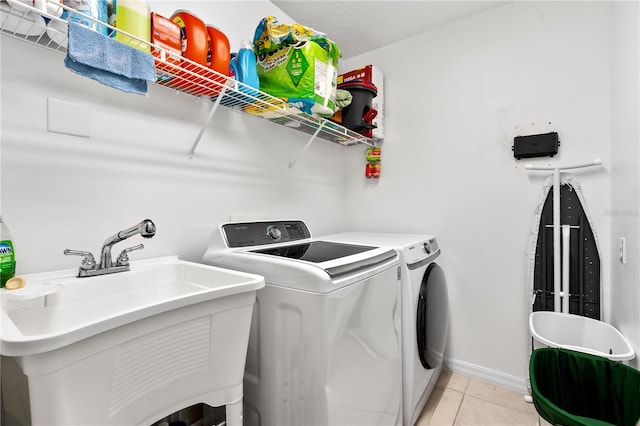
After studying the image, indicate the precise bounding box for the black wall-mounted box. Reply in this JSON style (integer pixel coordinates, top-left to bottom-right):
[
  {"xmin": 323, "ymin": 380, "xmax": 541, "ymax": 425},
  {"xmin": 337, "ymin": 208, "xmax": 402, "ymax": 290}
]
[{"xmin": 513, "ymin": 132, "xmax": 559, "ymax": 159}]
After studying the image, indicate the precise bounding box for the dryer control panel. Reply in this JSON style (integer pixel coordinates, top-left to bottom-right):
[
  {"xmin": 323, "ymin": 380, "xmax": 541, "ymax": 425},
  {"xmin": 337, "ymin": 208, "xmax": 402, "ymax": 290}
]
[
  {"xmin": 404, "ymin": 237, "xmax": 440, "ymax": 265},
  {"xmin": 222, "ymin": 221, "xmax": 311, "ymax": 247}
]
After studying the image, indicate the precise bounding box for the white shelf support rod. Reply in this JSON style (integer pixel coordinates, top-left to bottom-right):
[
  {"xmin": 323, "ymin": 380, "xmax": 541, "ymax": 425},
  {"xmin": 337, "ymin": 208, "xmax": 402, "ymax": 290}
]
[
  {"xmin": 553, "ymin": 168, "xmax": 561, "ymax": 311},
  {"xmin": 188, "ymin": 86, "xmax": 228, "ymax": 160},
  {"xmin": 525, "ymin": 158, "xmax": 602, "ymax": 171},
  {"xmin": 561, "ymin": 224, "xmax": 571, "ymax": 313},
  {"xmin": 526, "ymin": 158, "xmax": 603, "ymax": 313},
  {"xmin": 289, "ymin": 121, "xmax": 325, "ymax": 169}
]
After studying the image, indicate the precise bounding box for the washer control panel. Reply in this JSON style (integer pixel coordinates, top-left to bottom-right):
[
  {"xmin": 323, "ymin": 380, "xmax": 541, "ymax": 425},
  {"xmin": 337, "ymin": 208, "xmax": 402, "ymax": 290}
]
[
  {"xmin": 222, "ymin": 221, "xmax": 311, "ymax": 248},
  {"xmin": 266, "ymin": 225, "xmax": 282, "ymax": 241}
]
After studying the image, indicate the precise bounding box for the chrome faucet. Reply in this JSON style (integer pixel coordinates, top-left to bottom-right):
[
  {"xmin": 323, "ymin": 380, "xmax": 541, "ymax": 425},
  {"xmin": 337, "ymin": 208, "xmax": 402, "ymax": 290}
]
[
  {"xmin": 99, "ymin": 219, "xmax": 156, "ymax": 269},
  {"xmin": 65, "ymin": 219, "xmax": 156, "ymax": 277}
]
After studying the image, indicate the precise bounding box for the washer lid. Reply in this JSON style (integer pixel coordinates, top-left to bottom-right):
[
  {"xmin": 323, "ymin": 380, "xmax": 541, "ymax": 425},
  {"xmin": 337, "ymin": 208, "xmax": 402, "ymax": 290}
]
[
  {"xmin": 251, "ymin": 241, "xmax": 397, "ymax": 279},
  {"xmin": 250, "ymin": 241, "xmax": 375, "ymax": 263}
]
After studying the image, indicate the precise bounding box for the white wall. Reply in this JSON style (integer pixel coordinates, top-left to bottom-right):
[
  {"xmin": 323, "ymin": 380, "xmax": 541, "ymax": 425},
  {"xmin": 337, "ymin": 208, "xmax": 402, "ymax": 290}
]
[
  {"xmin": 341, "ymin": 2, "xmax": 615, "ymax": 391},
  {"xmin": 1, "ymin": 0, "xmax": 637, "ymax": 396},
  {"xmin": 609, "ymin": 0, "xmax": 640, "ymax": 369},
  {"xmin": 0, "ymin": 1, "xmax": 351, "ymax": 275}
]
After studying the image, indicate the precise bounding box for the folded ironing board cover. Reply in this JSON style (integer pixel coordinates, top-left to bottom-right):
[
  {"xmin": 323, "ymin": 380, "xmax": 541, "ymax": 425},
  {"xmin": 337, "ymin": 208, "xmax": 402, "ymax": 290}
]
[
  {"xmin": 527, "ymin": 173, "xmax": 602, "ymax": 319},
  {"xmin": 529, "ymin": 348, "xmax": 640, "ymax": 426}
]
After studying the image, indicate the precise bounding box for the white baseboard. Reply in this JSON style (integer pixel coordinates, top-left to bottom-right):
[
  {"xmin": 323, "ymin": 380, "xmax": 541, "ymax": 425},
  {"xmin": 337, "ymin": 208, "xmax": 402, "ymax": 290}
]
[{"xmin": 444, "ymin": 356, "xmax": 529, "ymax": 395}]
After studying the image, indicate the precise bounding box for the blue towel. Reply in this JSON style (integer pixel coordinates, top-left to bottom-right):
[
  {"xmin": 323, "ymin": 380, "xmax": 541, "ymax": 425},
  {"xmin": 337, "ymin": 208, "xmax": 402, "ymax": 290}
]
[{"xmin": 64, "ymin": 22, "xmax": 155, "ymax": 95}]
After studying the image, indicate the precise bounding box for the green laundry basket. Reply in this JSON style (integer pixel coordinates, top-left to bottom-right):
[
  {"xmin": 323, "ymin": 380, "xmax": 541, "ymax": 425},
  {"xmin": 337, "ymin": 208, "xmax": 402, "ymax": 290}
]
[{"xmin": 529, "ymin": 348, "xmax": 640, "ymax": 426}]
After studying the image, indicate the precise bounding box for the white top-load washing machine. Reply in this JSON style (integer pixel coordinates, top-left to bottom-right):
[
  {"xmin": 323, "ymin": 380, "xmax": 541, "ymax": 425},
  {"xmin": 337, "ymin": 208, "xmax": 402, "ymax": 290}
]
[
  {"xmin": 323, "ymin": 233, "xmax": 449, "ymax": 426},
  {"xmin": 203, "ymin": 221, "xmax": 403, "ymax": 426}
]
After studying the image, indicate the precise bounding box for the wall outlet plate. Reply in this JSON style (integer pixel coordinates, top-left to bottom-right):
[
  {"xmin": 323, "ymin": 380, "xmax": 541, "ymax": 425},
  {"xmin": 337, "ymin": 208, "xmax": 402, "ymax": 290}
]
[{"xmin": 47, "ymin": 98, "xmax": 90, "ymax": 138}]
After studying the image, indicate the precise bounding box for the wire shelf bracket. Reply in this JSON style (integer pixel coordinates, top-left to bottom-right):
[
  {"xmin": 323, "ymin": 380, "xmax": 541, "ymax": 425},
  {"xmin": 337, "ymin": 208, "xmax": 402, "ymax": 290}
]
[
  {"xmin": 289, "ymin": 121, "xmax": 325, "ymax": 168},
  {"xmin": 187, "ymin": 86, "xmax": 227, "ymax": 160}
]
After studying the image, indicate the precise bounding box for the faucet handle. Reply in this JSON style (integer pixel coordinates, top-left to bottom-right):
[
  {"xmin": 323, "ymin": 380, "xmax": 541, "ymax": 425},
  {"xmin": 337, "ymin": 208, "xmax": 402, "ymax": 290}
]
[
  {"xmin": 64, "ymin": 249, "xmax": 96, "ymax": 270},
  {"xmin": 116, "ymin": 244, "xmax": 144, "ymax": 267}
]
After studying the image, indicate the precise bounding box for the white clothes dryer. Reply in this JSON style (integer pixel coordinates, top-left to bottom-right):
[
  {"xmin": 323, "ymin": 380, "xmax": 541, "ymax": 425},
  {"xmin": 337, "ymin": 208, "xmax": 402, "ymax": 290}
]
[
  {"xmin": 203, "ymin": 221, "xmax": 403, "ymax": 426},
  {"xmin": 324, "ymin": 233, "xmax": 449, "ymax": 426}
]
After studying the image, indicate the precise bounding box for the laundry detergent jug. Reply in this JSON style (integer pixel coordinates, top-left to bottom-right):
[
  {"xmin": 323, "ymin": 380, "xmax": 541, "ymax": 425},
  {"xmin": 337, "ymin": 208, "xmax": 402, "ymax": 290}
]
[
  {"xmin": 230, "ymin": 40, "xmax": 259, "ymax": 98},
  {"xmin": 111, "ymin": 0, "xmax": 151, "ymax": 51},
  {"xmin": 170, "ymin": 10, "xmax": 219, "ymax": 96}
]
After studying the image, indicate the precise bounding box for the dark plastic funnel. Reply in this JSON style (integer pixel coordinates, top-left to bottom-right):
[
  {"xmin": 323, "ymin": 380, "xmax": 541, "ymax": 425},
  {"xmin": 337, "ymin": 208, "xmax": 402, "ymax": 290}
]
[{"xmin": 338, "ymin": 80, "xmax": 378, "ymax": 133}]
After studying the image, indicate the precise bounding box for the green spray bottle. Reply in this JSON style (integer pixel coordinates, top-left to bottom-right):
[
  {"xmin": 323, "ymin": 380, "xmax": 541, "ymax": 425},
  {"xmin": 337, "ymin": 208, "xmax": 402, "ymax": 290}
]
[{"xmin": 0, "ymin": 215, "xmax": 16, "ymax": 288}]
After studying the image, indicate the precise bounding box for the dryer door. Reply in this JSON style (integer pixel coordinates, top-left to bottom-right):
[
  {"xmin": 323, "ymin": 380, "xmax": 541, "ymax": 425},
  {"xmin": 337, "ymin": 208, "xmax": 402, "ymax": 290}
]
[{"xmin": 416, "ymin": 262, "xmax": 449, "ymax": 370}]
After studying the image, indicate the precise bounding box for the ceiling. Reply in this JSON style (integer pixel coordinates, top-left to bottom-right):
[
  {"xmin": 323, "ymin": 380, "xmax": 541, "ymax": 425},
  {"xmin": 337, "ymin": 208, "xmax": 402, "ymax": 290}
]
[{"xmin": 271, "ymin": 1, "xmax": 510, "ymax": 59}]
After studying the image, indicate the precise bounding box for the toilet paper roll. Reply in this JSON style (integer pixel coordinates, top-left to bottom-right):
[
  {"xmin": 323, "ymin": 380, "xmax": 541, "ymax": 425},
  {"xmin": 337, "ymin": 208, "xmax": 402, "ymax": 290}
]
[
  {"xmin": 34, "ymin": 0, "xmax": 63, "ymax": 17},
  {"xmin": 1, "ymin": 0, "xmax": 47, "ymax": 36},
  {"xmin": 46, "ymin": 10, "xmax": 67, "ymax": 47}
]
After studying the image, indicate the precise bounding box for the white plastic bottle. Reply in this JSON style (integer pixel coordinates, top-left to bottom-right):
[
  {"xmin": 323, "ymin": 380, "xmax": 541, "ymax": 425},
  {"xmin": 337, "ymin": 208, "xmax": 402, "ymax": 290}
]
[{"xmin": 0, "ymin": 216, "xmax": 16, "ymax": 288}]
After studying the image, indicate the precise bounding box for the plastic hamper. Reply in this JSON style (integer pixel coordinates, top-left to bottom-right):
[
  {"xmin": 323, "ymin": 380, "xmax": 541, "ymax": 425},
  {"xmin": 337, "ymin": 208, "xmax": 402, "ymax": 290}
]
[{"xmin": 529, "ymin": 348, "xmax": 640, "ymax": 426}]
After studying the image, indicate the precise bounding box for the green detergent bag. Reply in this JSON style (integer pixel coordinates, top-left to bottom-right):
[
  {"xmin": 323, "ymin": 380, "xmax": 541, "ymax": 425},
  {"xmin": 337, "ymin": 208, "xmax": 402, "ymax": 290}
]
[{"xmin": 253, "ymin": 16, "xmax": 340, "ymax": 118}]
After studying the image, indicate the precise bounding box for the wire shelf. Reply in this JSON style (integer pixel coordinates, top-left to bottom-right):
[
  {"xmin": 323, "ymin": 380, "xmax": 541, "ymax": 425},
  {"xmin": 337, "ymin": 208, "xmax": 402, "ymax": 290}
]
[{"xmin": 0, "ymin": 0, "xmax": 373, "ymax": 154}]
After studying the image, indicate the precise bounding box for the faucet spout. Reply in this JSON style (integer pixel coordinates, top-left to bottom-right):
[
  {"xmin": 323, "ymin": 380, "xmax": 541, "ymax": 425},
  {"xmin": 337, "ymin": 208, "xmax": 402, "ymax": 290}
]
[{"xmin": 100, "ymin": 219, "xmax": 156, "ymax": 269}]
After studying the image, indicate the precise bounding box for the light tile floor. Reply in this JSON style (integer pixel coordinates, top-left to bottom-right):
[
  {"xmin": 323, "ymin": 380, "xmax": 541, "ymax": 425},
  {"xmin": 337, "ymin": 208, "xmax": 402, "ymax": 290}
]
[{"xmin": 415, "ymin": 370, "xmax": 552, "ymax": 425}]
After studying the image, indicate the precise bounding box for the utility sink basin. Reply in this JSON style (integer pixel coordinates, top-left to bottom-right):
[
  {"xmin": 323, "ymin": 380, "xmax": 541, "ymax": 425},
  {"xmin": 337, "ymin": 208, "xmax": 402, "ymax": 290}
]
[
  {"xmin": 0, "ymin": 256, "xmax": 265, "ymax": 425},
  {"xmin": 1, "ymin": 255, "xmax": 264, "ymax": 356}
]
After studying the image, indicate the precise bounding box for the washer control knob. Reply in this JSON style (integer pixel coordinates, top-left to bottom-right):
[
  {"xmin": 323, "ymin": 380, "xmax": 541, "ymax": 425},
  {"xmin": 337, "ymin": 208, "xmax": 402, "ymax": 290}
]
[
  {"xmin": 266, "ymin": 225, "xmax": 282, "ymax": 241},
  {"xmin": 423, "ymin": 242, "xmax": 432, "ymax": 254}
]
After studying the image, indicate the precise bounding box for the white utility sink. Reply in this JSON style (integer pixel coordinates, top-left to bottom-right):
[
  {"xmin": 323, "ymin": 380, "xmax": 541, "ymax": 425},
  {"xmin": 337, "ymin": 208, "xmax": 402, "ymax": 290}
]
[{"xmin": 0, "ymin": 256, "xmax": 265, "ymax": 425}]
